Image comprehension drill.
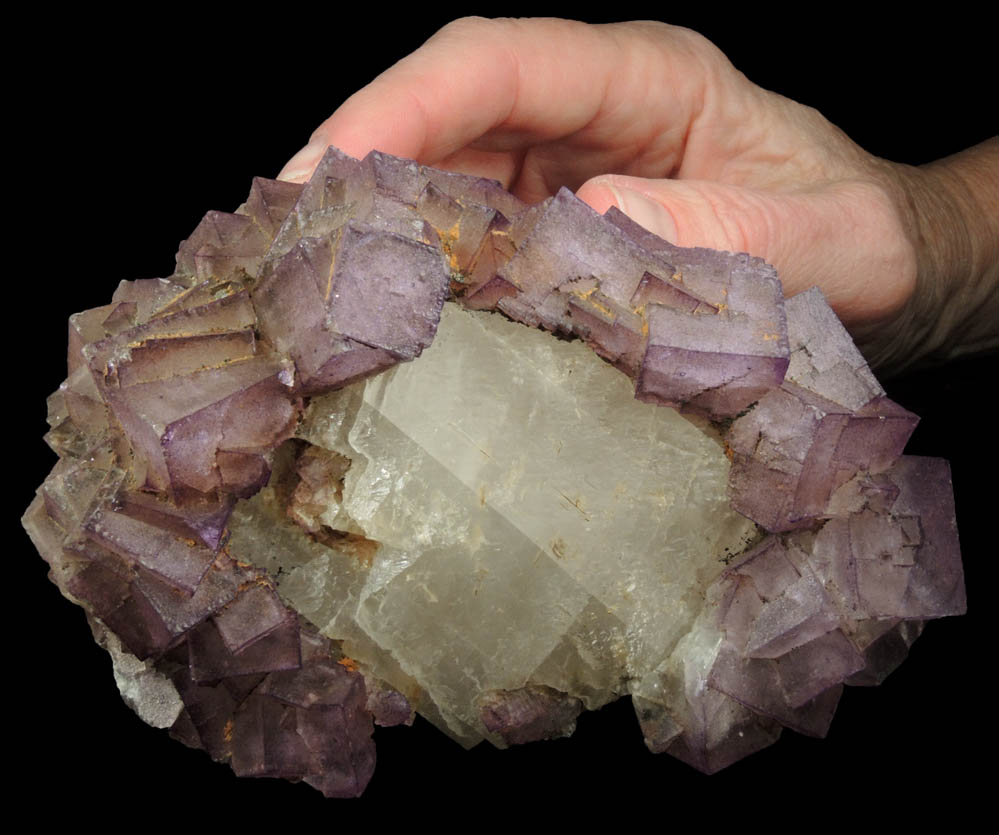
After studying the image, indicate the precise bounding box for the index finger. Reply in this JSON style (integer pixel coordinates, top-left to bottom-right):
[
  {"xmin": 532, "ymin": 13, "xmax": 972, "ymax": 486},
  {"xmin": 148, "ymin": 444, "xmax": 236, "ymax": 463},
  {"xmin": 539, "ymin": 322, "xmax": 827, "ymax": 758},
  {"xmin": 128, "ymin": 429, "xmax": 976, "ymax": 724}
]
[{"xmin": 278, "ymin": 17, "xmax": 708, "ymax": 182}]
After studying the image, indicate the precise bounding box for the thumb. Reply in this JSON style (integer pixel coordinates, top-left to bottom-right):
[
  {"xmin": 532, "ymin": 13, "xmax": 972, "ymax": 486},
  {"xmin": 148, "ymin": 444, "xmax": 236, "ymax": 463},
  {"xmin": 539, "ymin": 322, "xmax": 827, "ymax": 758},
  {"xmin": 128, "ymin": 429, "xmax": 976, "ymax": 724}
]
[{"xmin": 575, "ymin": 173, "xmax": 915, "ymax": 329}]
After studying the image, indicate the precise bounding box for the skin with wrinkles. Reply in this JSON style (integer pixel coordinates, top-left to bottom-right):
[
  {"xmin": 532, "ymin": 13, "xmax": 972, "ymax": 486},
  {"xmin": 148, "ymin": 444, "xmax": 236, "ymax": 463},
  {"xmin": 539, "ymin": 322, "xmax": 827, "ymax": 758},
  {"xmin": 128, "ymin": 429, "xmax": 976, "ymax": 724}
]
[{"xmin": 280, "ymin": 17, "xmax": 998, "ymax": 374}]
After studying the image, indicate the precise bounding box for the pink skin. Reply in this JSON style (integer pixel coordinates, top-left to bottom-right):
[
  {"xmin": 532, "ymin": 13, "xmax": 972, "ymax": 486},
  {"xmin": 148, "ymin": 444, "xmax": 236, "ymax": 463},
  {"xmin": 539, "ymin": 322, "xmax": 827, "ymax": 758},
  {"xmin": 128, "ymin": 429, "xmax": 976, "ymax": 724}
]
[{"xmin": 278, "ymin": 18, "xmax": 996, "ymax": 372}]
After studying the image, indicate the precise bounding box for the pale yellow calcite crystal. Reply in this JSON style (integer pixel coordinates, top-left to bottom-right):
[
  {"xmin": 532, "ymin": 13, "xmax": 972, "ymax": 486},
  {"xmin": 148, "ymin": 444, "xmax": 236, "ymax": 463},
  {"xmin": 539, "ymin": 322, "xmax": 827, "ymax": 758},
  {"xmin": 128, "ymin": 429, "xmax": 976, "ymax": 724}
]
[{"xmin": 231, "ymin": 303, "xmax": 758, "ymax": 746}]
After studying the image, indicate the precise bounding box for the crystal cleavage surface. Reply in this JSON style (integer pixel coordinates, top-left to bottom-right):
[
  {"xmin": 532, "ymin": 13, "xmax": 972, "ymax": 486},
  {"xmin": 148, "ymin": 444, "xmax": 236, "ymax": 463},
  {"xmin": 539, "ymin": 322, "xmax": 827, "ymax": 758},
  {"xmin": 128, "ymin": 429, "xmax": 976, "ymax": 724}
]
[{"xmin": 23, "ymin": 146, "xmax": 965, "ymax": 795}]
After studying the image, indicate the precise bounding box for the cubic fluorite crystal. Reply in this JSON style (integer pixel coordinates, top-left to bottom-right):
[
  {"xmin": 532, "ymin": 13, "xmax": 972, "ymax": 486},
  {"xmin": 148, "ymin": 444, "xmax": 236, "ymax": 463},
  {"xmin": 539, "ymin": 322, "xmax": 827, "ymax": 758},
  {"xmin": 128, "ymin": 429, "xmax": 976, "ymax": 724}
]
[{"xmin": 23, "ymin": 145, "xmax": 965, "ymax": 796}]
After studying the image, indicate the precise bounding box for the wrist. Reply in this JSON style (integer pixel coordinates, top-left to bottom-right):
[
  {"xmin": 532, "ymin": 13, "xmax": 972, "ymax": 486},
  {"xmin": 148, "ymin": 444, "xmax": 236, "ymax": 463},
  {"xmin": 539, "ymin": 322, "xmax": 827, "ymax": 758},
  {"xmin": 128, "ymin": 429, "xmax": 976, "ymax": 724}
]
[{"xmin": 865, "ymin": 140, "xmax": 999, "ymax": 373}]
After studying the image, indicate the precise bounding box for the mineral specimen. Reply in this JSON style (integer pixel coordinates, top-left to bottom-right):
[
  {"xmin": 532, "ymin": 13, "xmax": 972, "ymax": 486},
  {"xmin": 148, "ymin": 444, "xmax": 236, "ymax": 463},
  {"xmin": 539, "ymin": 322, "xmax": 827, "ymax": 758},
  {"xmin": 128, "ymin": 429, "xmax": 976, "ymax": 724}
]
[{"xmin": 23, "ymin": 145, "xmax": 965, "ymax": 796}]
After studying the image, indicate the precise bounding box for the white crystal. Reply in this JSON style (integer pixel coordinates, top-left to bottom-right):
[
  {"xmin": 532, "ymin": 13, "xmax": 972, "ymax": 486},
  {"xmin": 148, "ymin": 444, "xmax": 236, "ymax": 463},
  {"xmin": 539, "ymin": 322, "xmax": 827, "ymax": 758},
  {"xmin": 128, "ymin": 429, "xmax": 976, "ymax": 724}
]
[
  {"xmin": 91, "ymin": 618, "xmax": 184, "ymax": 729},
  {"xmin": 239, "ymin": 303, "xmax": 758, "ymax": 745}
]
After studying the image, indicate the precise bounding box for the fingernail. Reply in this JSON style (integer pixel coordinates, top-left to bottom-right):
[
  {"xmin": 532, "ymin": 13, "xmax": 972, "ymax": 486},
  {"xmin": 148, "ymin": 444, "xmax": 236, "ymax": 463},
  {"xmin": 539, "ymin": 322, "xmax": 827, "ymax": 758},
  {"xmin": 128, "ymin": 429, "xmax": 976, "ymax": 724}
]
[
  {"xmin": 278, "ymin": 137, "xmax": 330, "ymax": 182},
  {"xmin": 606, "ymin": 185, "xmax": 678, "ymax": 242}
]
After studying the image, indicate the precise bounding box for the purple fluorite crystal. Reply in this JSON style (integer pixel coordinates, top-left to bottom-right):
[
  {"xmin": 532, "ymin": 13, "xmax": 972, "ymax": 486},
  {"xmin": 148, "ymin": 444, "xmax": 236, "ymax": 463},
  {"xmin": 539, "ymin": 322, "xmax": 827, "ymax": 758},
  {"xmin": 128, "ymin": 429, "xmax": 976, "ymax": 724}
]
[{"xmin": 23, "ymin": 144, "xmax": 965, "ymax": 797}]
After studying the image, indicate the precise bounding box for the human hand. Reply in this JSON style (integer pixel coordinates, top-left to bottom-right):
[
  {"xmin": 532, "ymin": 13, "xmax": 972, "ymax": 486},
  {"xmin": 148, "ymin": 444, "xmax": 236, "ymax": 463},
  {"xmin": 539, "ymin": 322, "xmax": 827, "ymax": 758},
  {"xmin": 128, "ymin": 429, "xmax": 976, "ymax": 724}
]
[{"xmin": 279, "ymin": 17, "xmax": 998, "ymax": 373}]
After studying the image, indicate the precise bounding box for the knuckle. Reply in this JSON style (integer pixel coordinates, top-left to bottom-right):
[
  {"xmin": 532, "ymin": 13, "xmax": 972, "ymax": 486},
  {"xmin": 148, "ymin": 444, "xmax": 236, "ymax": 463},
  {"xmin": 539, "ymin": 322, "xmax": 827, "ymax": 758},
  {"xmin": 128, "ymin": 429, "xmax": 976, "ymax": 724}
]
[
  {"xmin": 665, "ymin": 25, "xmax": 729, "ymax": 66},
  {"xmin": 434, "ymin": 16, "xmax": 496, "ymax": 40}
]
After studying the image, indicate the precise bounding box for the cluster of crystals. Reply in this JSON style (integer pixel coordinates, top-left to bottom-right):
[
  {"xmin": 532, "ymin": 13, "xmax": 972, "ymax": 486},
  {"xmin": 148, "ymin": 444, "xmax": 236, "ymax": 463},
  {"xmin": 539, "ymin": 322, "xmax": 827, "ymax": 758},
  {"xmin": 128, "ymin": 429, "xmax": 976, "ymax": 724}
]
[{"xmin": 23, "ymin": 146, "xmax": 964, "ymax": 794}]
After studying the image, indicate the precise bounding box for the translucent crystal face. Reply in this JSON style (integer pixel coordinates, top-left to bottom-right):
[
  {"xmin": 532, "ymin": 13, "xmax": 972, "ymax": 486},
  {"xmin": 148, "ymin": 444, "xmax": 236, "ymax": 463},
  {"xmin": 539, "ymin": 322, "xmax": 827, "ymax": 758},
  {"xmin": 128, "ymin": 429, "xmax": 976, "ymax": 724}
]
[{"xmin": 233, "ymin": 303, "xmax": 759, "ymax": 745}]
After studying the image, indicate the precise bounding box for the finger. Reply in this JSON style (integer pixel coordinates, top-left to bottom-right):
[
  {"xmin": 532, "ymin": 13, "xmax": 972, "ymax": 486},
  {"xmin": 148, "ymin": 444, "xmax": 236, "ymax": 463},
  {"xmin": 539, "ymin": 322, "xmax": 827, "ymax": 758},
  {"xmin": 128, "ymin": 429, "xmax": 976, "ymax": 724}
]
[
  {"xmin": 577, "ymin": 174, "xmax": 916, "ymax": 329},
  {"xmin": 279, "ymin": 17, "xmax": 708, "ymax": 183}
]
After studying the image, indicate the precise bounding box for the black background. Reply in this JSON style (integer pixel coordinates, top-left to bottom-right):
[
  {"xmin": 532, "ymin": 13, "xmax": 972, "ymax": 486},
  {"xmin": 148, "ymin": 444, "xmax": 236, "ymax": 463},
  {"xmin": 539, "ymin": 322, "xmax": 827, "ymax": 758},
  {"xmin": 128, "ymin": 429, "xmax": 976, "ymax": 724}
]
[{"xmin": 15, "ymin": 5, "xmax": 996, "ymax": 823}]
